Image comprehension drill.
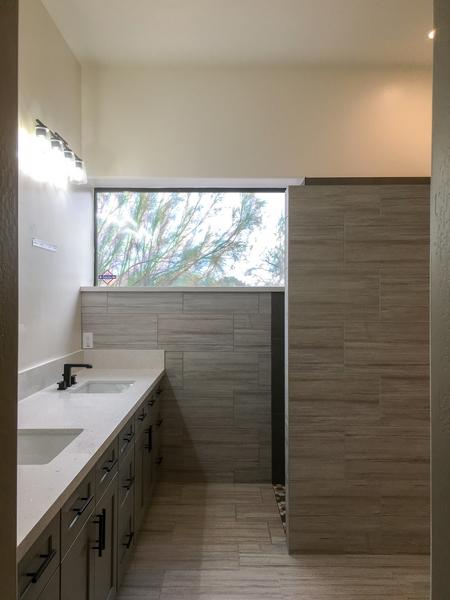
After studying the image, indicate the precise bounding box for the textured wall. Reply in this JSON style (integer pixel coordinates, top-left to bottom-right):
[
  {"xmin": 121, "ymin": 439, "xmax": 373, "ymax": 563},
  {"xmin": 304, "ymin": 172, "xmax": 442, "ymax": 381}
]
[
  {"xmin": 431, "ymin": 1, "xmax": 450, "ymax": 596},
  {"xmin": 81, "ymin": 291, "xmax": 272, "ymax": 482},
  {"xmin": 286, "ymin": 183, "xmax": 430, "ymax": 554},
  {"xmin": 0, "ymin": 1, "xmax": 18, "ymax": 596}
]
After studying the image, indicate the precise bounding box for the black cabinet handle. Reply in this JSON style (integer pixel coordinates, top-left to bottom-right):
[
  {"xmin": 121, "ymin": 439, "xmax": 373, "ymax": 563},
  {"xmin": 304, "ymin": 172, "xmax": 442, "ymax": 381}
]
[
  {"xmin": 102, "ymin": 458, "xmax": 118, "ymax": 473},
  {"xmin": 92, "ymin": 509, "xmax": 106, "ymax": 558},
  {"xmin": 122, "ymin": 476, "xmax": 135, "ymax": 491},
  {"xmin": 144, "ymin": 426, "xmax": 152, "ymax": 453},
  {"xmin": 156, "ymin": 456, "xmax": 163, "ymax": 465},
  {"xmin": 68, "ymin": 494, "xmax": 94, "ymax": 529},
  {"xmin": 22, "ymin": 547, "xmax": 57, "ymax": 598},
  {"xmin": 25, "ymin": 548, "xmax": 56, "ymax": 583},
  {"xmin": 122, "ymin": 531, "xmax": 134, "ymax": 549},
  {"xmin": 148, "ymin": 398, "xmax": 155, "ymax": 407},
  {"xmin": 137, "ymin": 412, "xmax": 147, "ymax": 422},
  {"xmin": 123, "ymin": 431, "xmax": 134, "ymax": 443},
  {"xmin": 156, "ymin": 419, "xmax": 163, "ymax": 427}
]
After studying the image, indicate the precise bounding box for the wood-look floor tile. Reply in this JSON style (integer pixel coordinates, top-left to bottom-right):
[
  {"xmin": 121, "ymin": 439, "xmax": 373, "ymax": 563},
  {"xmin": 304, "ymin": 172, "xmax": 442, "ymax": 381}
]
[{"xmin": 117, "ymin": 483, "xmax": 429, "ymax": 600}]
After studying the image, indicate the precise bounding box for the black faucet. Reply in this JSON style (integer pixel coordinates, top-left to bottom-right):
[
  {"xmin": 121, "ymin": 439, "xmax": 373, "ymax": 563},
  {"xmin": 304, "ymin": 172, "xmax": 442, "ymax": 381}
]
[{"xmin": 57, "ymin": 363, "xmax": 93, "ymax": 390}]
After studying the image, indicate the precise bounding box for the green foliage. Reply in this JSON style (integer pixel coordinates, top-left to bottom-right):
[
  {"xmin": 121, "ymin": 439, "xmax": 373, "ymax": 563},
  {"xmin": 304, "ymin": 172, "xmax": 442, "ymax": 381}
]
[{"xmin": 97, "ymin": 191, "xmax": 285, "ymax": 287}]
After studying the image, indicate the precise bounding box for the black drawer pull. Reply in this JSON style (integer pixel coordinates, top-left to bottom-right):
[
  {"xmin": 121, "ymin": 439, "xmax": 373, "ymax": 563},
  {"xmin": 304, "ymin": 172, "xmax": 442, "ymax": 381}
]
[
  {"xmin": 156, "ymin": 388, "xmax": 162, "ymax": 396},
  {"xmin": 22, "ymin": 547, "xmax": 57, "ymax": 598},
  {"xmin": 122, "ymin": 531, "xmax": 134, "ymax": 549},
  {"xmin": 148, "ymin": 398, "xmax": 155, "ymax": 407},
  {"xmin": 102, "ymin": 458, "xmax": 118, "ymax": 473},
  {"xmin": 122, "ymin": 476, "xmax": 135, "ymax": 491},
  {"xmin": 68, "ymin": 494, "xmax": 94, "ymax": 529},
  {"xmin": 144, "ymin": 426, "xmax": 152, "ymax": 453},
  {"xmin": 100, "ymin": 458, "xmax": 118, "ymax": 484},
  {"xmin": 122, "ymin": 431, "xmax": 134, "ymax": 443},
  {"xmin": 156, "ymin": 419, "xmax": 163, "ymax": 427},
  {"xmin": 26, "ymin": 548, "xmax": 56, "ymax": 583},
  {"xmin": 156, "ymin": 456, "xmax": 163, "ymax": 465},
  {"xmin": 137, "ymin": 412, "xmax": 147, "ymax": 422},
  {"xmin": 92, "ymin": 509, "xmax": 106, "ymax": 558}
]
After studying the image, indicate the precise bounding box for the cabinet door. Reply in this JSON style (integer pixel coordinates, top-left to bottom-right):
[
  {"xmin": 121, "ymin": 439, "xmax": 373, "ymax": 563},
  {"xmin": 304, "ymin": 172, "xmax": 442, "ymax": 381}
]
[
  {"xmin": 18, "ymin": 514, "xmax": 60, "ymax": 600},
  {"xmin": 92, "ymin": 474, "xmax": 118, "ymax": 600},
  {"xmin": 37, "ymin": 567, "xmax": 59, "ymax": 600},
  {"xmin": 151, "ymin": 420, "xmax": 163, "ymax": 486},
  {"xmin": 117, "ymin": 490, "xmax": 134, "ymax": 589},
  {"xmin": 134, "ymin": 429, "xmax": 145, "ymax": 532},
  {"xmin": 119, "ymin": 445, "xmax": 135, "ymax": 510},
  {"xmin": 61, "ymin": 524, "xmax": 94, "ymax": 600},
  {"xmin": 143, "ymin": 426, "xmax": 153, "ymax": 503},
  {"xmin": 135, "ymin": 426, "xmax": 153, "ymax": 531}
]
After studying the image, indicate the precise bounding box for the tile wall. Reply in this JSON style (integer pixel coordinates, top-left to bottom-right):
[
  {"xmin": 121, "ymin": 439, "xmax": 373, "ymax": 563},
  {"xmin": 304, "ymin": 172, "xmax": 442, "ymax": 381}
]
[
  {"xmin": 286, "ymin": 183, "xmax": 430, "ymax": 554},
  {"xmin": 81, "ymin": 291, "xmax": 272, "ymax": 482}
]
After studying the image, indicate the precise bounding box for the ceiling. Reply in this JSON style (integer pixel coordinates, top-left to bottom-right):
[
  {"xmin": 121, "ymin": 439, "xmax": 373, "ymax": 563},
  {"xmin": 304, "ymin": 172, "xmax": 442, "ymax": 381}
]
[{"xmin": 41, "ymin": 0, "xmax": 433, "ymax": 67}]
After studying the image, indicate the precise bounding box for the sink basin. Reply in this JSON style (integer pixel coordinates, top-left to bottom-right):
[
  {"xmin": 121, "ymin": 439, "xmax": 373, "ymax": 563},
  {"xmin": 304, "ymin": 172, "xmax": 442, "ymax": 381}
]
[
  {"xmin": 70, "ymin": 380, "xmax": 135, "ymax": 394},
  {"xmin": 18, "ymin": 429, "xmax": 83, "ymax": 465}
]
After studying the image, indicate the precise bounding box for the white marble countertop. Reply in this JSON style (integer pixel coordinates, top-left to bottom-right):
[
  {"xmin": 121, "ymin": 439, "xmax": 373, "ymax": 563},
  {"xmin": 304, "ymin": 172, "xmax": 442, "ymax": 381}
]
[{"xmin": 17, "ymin": 367, "xmax": 164, "ymax": 561}]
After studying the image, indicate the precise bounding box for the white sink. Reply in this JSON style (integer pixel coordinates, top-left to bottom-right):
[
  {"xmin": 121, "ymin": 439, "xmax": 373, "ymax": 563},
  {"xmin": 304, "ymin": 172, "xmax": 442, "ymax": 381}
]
[
  {"xmin": 70, "ymin": 380, "xmax": 135, "ymax": 394},
  {"xmin": 18, "ymin": 429, "xmax": 83, "ymax": 465}
]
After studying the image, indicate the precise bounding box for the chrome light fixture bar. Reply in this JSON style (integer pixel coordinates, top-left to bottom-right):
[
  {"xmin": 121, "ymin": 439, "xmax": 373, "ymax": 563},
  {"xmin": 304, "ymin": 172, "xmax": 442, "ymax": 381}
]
[{"xmin": 35, "ymin": 119, "xmax": 87, "ymax": 185}]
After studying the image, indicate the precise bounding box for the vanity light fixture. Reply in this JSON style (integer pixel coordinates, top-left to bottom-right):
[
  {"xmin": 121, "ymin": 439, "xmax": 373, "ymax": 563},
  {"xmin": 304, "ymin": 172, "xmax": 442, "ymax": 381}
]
[{"xmin": 34, "ymin": 119, "xmax": 87, "ymax": 185}]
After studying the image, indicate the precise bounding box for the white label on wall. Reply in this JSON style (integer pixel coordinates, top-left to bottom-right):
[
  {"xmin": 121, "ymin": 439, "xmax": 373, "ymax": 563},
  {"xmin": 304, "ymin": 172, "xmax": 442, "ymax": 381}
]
[{"xmin": 32, "ymin": 238, "xmax": 57, "ymax": 252}]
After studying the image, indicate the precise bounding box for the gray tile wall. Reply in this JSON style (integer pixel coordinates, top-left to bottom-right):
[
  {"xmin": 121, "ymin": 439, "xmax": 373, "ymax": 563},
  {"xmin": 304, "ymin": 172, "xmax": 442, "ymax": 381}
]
[
  {"xmin": 81, "ymin": 291, "xmax": 272, "ymax": 483},
  {"xmin": 286, "ymin": 184, "xmax": 430, "ymax": 554}
]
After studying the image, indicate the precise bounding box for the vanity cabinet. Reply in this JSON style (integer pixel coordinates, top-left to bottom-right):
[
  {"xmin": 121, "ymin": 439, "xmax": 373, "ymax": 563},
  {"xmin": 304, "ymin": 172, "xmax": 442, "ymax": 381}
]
[
  {"xmin": 134, "ymin": 396, "xmax": 153, "ymax": 531},
  {"xmin": 60, "ymin": 472, "xmax": 118, "ymax": 600},
  {"xmin": 150, "ymin": 388, "xmax": 163, "ymax": 485},
  {"xmin": 60, "ymin": 520, "xmax": 94, "ymax": 600},
  {"xmin": 18, "ymin": 379, "xmax": 165, "ymax": 600},
  {"xmin": 134, "ymin": 424, "xmax": 153, "ymax": 531},
  {"xmin": 117, "ymin": 438, "xmax": 136, "ymax": 587},
  {"xmin": 18, "ymin": 514, "xmax": 60, "ymax": 600},
  {"xmin": 61, "ymin": 472, "xmax": 95, "ymax": 559},
  {"xmin": 92, "ymin": 475, "xmax": 118, "ymax": 600}
]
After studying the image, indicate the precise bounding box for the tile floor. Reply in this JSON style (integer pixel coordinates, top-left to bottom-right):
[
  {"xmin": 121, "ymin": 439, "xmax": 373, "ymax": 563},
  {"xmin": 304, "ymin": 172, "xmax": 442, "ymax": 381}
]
[{"xmin": 118, "ymin": 482, "xmax": 430, "ymax": 600}]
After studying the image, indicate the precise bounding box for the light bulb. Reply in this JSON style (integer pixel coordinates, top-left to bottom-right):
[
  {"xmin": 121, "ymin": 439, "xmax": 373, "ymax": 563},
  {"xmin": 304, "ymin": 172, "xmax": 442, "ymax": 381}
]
[
  {"xmin": 64, "ymin": 148, "xmax": 77, "ymax": 182},
  {"xmin": 428, "ymin": 29, "xmax": 436, "ymax": 40},
  {"xmin": 35, "ymin": 122, "xmax": 51, "ymax": 158},
  {"xmin": 73, "ymin": 156, "xmax": 88, "ymax": 184},
  {"xmin": 50, "ymin": 137, "xmax": 68, "ymax": 188}
]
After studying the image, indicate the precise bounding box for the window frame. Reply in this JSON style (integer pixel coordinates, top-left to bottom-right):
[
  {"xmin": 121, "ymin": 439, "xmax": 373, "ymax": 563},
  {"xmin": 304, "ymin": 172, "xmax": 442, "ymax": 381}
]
[{"xmin": 93, "ymin": 187, "xmax": 287, "ymax": 287}]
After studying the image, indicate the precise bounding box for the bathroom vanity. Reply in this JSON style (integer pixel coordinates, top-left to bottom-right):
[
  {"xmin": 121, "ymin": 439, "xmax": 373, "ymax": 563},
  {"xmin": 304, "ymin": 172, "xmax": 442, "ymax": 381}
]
[{"xmin": 17, "ymin": 365, "xmax": 165, "ymax": 600}]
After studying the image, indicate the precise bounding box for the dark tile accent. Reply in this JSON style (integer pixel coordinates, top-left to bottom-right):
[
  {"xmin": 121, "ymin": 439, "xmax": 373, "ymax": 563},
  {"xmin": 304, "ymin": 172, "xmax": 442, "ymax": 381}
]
[{"xmin": 271, "ymin": 291, "xmax": 285, "ymax": 485}]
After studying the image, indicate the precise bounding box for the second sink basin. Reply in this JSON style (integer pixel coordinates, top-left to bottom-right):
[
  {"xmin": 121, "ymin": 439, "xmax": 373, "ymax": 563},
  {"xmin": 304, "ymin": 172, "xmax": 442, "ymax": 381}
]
[
  {"xmin": 18, "ymin": 428, "xmax": 83, "ymax": 465},
  {"xmin": 70, "ymin": 380, "xmax": 135, "ymax": 394}
]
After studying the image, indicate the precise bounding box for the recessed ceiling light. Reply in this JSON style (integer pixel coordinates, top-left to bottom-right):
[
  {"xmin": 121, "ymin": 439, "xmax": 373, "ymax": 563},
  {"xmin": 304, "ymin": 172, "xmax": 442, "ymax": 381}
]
[{"xmin": 428, "ymin": 29, "xmax": 436, "ymax": 40}]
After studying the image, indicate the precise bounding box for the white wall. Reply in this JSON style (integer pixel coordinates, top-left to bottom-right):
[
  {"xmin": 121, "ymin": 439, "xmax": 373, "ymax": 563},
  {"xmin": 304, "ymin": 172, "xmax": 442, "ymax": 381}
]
[
  {"xmin": 82, "ymin": 65, "xmax": 432, "ymax": 179},
  {"xmin": 18, "ymin": 0, "xmax": 93, "ymax": 371}
]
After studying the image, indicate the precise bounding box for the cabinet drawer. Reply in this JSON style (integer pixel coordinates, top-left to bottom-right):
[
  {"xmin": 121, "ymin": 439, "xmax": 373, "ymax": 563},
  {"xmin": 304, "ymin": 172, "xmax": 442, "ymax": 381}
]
[
  {"xmin": 61, "ymin": 470, "xmax": 95, "ymax": 558},
  {"xmin": 18, "ymin": 514, "xmax": 60, "ymax": 600},
  {"xmin": 119, "ymin": 418, "xmax": 135, "ymax": 457},
  {"xmin": 149, "ymin": 387, "xmax": 162, "ymax": 425},
  {"xmin": 96, "ymin": 438, "xmax": 119, "ymax": 501},
  {"xmin": 60, "ymin": 518, "xmax": 94, "ymax": 600},
  {"xmin": 119, "ymin": 444, "xmax": 135, "ymax": 508},
  {"xmin": 134, "ymin": 400, "xmax": 150, "ymax": 435}
]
